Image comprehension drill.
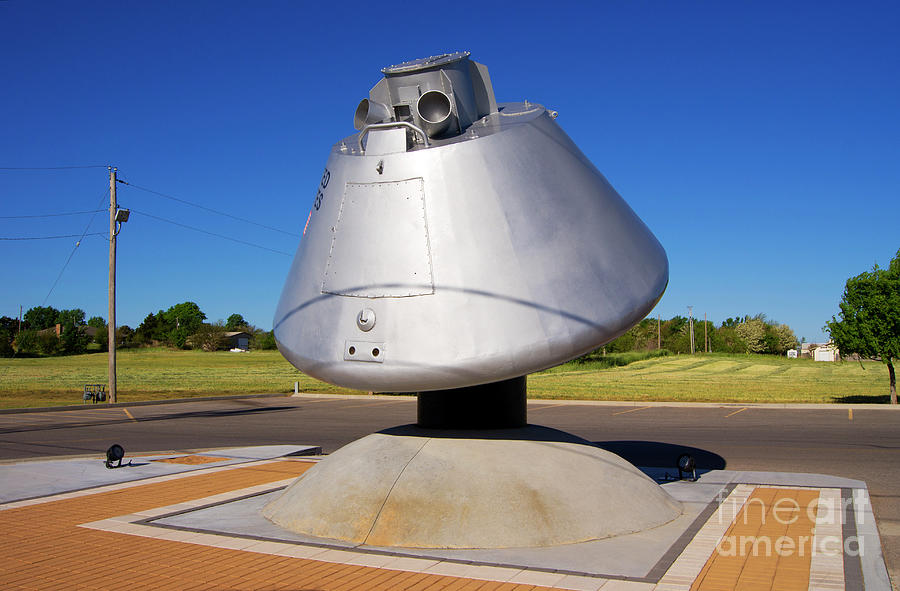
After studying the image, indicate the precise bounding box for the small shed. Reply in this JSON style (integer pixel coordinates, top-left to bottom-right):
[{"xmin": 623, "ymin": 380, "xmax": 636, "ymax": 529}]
[
  {"xmin": 813, "ymin": 343, "xmax": 839, "ymax": 362},
  {"xmin": 224, "ymin": 331, "xmax": 252, "ymax": 351}
]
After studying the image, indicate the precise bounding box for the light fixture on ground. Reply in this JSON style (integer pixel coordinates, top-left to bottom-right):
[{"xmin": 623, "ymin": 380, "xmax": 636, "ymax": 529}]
[
  {"xmin": 266, "ymin": 52, "xmax": 678, "ymax": 548},
  {"xmin": 105, "ymin": 444, "xmax": 126, "ymax": 469},
  {"xmin": 678, "ymin": 453, "xmax": 697, "ymax": 481}
]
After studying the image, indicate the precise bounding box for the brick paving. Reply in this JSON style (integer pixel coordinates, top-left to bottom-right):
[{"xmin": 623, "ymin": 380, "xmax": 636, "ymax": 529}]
[
  {"xmin": 0, "ymin": 459, "xmax": 847, "ymax": 590},
  {"xmin": 0, "ymin": 459, "xmax": 563, "ymax": 590},
  {"xmin": 690, "ymin": 487, "xmax": 819, "ymax": 590},
  {"xmin": 151, "ymin": 455, "xmax": 234, "ymax": 465}
]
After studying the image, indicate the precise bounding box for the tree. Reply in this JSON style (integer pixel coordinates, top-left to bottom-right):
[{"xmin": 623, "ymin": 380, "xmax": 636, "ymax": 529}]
[
  {"xmin": 658, "ymin": 316, "xmax": 686, "ymax": 352},
  {"xmin": 59, "ymin": 319, "xmax": 89, "ymax": 355},
  {"xmin": 0, "ymin": 329, "xmax": 13, "ymax": 357},
  {"xmin": 86, "ymin": 316, "xmax": 108, "ymax": 350},
  {"xmin": 721, "ymin": 317, "xmax": 742, "ymax": 329},
  {"xmin": 36, "ymin": 330, "xmax": 61, "ymax": 356},
  {"xmin": 163, "ymin": 302, "xmax": 206, "ymax": 348},
  {"xmin": 774, "ymin": 324, "xmax": 798, "ymax": 354},
  {"xmin": 715, "ymin": 325, "xmax": 748, "ymax": 354},
  {"xmin": 826, "ymin": 249, "xmax": 900, "ymax": 404},
  {"xmin": 117, "ymin": 325, "xmax": 135, "ymax": 348},
  {"xmin": 0, "ymin": 316, "xmax": 17, "ymax": 334},
  {"xmin": 226, "ymin": 313, "xmax": 248, "ymax": 331},
  {"xmin": 0, "ymin": 316, "xmax": 16, "ymax": 357},
  {"xmin": 606, "ymin": 327, "xmax": 637, "ymax": 353},
  {"xmin": 14, "ymin": 330, "xmax": 38, "ymax": 355},
  {"xmin": 134, "ymin": 303, "xmax": 207, "ymax": 348},
  {"xmin": 94, "ymin": 327, "xmax": 109, "ymax": 351},
  {"xmin": 57, "ymin": 308, "xmax": 86, "ymax": 327},
  {"xmin": 135, "ymin": 312, "xmax": 164, "ymax": 345},
  {"xmin": 193, "ymin": 322, "xmax": 227, "ymax": 351},
  {"xmin": 23, "ymin": 306, "xmax": 59, "ymax": 331},
  {"xmin": 253, "ymin": 330, "xmax": 277, "ymax": 350},
  {"xmin": 41, "ymin": 308, "xmax": 87, "ymax": 355},
  {"xmin": 165, "ymin": 302, "xmax": 205, "ymax": 331},
  {"xmin": 735, "ymin": 318, "xmax": 767, "ymax": 353}
]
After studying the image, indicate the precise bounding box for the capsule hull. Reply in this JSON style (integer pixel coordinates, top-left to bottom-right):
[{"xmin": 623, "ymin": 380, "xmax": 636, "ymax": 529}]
[{"xmin": 274, "ymin": 105, "xmax": 667, "ymax": 392}]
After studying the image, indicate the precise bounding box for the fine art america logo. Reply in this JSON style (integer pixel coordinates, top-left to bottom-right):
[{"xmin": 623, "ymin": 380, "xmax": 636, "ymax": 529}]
[{"xmin": 713, "ymin": 488, "xmax": 865, "ymax": 558}]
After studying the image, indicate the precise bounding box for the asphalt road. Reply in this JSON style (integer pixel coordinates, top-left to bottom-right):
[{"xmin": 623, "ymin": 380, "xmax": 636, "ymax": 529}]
[{"xmin": 1, "ymin": 395, "xmax": 897, "ymax": 586}]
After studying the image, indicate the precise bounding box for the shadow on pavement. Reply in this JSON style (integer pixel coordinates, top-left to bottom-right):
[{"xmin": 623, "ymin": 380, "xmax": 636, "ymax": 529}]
[
  {"xmin": 832, "ymin": 394, "xmax": 892, "ymax": 404},
  {"xmin": 594, "ymin": 440, "xmax": 726, "ymax": 471},
  {"xmin": 376, "ymin": 426, "xmax": 727, "ymax": 473}
]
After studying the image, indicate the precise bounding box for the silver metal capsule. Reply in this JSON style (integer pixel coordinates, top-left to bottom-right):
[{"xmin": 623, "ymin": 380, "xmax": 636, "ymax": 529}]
[{"xmin": 274, "ymin": 52, "xmax": 667, "ymax": 392}]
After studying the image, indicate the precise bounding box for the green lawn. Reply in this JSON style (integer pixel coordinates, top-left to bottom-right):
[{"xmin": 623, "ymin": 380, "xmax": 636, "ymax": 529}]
[
  {"xmin": 0, "ymin": 349, "xmax": 891, "ymax": 409},
  {"xmin": 531, "ymin": 352, "xmax": 890, "ymax": 403},
  {"xmin": 0, "ymin": 349, "xmax": 362, "ymax": 409}
]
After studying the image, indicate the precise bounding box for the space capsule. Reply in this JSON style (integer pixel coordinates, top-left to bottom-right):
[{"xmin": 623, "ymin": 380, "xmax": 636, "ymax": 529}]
[{"xmin": 274, "ymin": 52, "xmax": 667, "ymax": 392}]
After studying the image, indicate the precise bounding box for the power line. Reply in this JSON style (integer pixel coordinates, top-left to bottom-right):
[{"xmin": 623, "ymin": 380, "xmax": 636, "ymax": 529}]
[
  {"xmin": 0, "ymin": 209, "xmax": 106, "ymax": 219},
  {"xmin": 40, "ymin": 192, "xmax": 109, "ymax": 306},
  {"xmin": 0, "ymin": 232, "xmax": 106, "ymax": 241},
  {"xmin": 0, "ymin": 165, "xmax": 109, "ymax": 170},
  {"xmin": 118, "ymin": 179, "xmax": 299, "ymax": 237},
  {"xmin": 0, "ymin": 182, "xmax": 109, "ymax": 370},
  {"xmin": 129, "ymin": 208, "xmax": 292, "ymax": 256}
]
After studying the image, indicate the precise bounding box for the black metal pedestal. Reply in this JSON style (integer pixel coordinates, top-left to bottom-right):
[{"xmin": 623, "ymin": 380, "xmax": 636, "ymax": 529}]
[{"xmin": 416, "ymin": 376, "xmax": 527, "ymax": 429}]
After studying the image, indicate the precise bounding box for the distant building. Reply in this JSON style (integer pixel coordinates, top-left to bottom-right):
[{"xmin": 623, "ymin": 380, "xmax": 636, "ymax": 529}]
[
  {"xmin": 812, "ymin": 342, "xmax": 840, "ymax": 362},
  {"xmin": 36, "ymin": 323, "xmax": 97, "ymax": 340},
  {"xmin": 224, "ymin": 331, "xmax": 251, "ymax": 351}
]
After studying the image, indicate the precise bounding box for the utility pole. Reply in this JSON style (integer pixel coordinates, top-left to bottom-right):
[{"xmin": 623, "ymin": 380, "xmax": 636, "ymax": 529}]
[
  {"xmin": 688, "ymin": 306, "xmax": 695, "ymax": 355},
  {"xmin": 704, "ymin": 312, "xmax": 709, "ymax": 353},
  {"xmin": 657, "ymin": 313, "xmax": 661, "ymax": 350},
  {"xmin": 108, "ymin": 167, "xmax": 117, "ymax": 404},
  {"xmin": 18, "ymin": 305, "xmax": 22, "ymax": 335}
]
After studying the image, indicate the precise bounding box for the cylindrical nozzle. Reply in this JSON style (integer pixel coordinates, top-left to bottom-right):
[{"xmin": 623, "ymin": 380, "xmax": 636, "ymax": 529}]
[
  {"xmin": 354, "ymin": 99, "xmax": 393, "ymax": 130},
  {"xmin": 417, "ymin": 90, "xmax": 455, "ymax": 138}
]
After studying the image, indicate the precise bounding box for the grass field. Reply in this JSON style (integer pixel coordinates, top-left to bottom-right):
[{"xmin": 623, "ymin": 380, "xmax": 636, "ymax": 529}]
[
  {"xmin": 0, "ymin": 349, "xmax": 891, "ymax": 409},
  {"xmin": 0, "ymin": 349, "xmax": 362, "ymax": 409},
  {"xmin": 531, "ymin": 352, "xmax": 890, "ymax": 403}
]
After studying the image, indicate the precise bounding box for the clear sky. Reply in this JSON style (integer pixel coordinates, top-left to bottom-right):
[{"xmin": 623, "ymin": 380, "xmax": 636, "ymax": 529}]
[{"xmin": 1, "ymin": 1, "xmax": 897, "ymax": 343}]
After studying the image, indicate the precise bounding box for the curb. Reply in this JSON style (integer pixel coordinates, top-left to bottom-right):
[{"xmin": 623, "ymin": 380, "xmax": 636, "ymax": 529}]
[
  {"xmin": 0, "ymin": 445, "xmax": 324, "ymax": 466},
  {"xmin": 0, "ymin": 392, "xmax": 291, "ymax": 415},
  {"xmin": 523, "ymin": 398, "xmax": 900, "ymax": 410},
  {"xmin": 290, "ymin": 393, "xmax": 900, "ymax": 410},
  {"xmin": 3, "ymin": 391, "xmax": 898, "ymax": 414}
]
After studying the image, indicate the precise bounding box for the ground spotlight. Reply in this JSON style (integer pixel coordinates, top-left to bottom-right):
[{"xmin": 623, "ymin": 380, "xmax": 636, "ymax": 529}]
[
  {"xmin": 677, "ymin": 453, "xmax": 697, "ymax": 481},
  {"xmin": 105, "ymin": 444, "xmax": 127, "ymax": 469}
]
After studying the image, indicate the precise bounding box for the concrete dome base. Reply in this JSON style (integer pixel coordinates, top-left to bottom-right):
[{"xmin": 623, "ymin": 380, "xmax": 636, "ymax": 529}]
[{"xmin": 262, "ymin": 425, "xmax": 682, "ymax": 549}]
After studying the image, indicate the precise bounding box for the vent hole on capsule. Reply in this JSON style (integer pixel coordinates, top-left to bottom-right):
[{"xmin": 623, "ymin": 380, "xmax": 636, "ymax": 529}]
[
  {"xmin": 348, "ymin": 346, "xmax": 356, "ymax": 355},
  {"xmin": 372, "ymin": 348, "xmax": 380, "ymax": 357},
  {"xmin": 394, "ymin": 104, "xmax": 411, "ymax": 121}
]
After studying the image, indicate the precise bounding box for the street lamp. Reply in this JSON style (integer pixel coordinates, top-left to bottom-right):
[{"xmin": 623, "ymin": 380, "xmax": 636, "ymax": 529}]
[{"xmin": 115, "ymin": 208, "xmax": 130, "ymax": 225}]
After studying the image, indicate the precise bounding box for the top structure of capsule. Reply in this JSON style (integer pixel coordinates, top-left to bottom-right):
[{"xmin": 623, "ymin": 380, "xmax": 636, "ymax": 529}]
[
  {"xmin": 381, "ymin": 51, "xmax": 471, "ymax": 74},
  {"xmin": 354, "ymin": 51, "xmax": 498, "ymax": 142}
]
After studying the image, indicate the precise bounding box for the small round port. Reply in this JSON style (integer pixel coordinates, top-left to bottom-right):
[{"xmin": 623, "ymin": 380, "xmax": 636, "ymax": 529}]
[
  {"xmin": 372, "ymin": 348, "xmax": 380, "ymax": 357},
  {"xmin": 348, "ymin": 346, "xmax": 356, "ymax": 355},
  {"xmin": 357, "ymin": 308, "xmax": 376, "ymax": 332}
]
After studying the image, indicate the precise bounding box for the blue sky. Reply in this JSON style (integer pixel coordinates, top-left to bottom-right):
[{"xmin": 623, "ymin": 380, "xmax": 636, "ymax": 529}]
[{"xmin": 1, "ymin": 1, "xmax": 897, "ymax": 343}]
